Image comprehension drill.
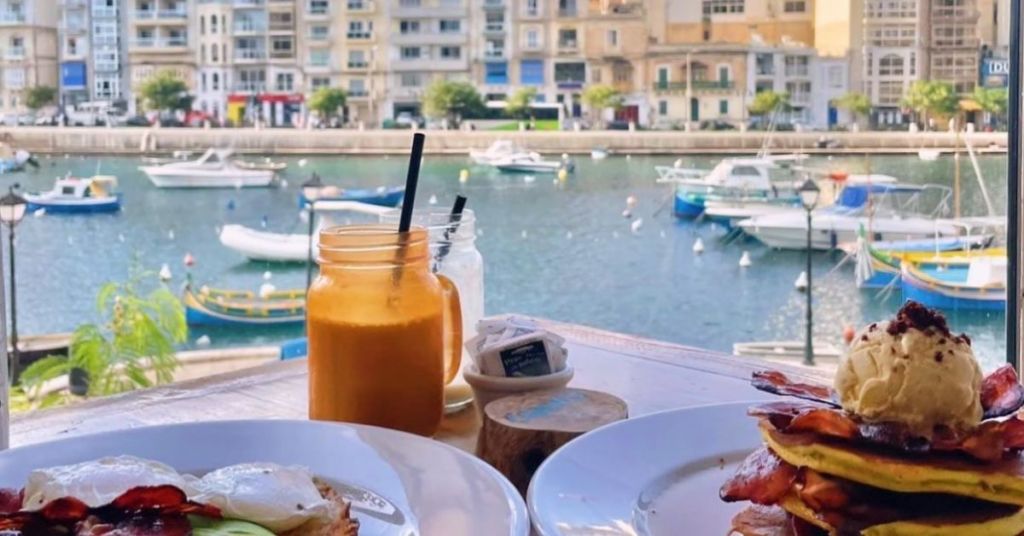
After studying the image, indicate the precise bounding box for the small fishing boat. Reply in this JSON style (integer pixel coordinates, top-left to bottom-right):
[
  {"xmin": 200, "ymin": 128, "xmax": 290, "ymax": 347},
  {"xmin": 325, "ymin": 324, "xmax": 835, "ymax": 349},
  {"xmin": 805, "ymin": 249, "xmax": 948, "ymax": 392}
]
[
  {"xmin": 219, "ymin": 224, "xmax": 313, "ymax": 263},
  {"xmin": 702, "ymin": 197, "xmax": 800, "ymax": 226},
  {"xmin": 493, "ymin": 153, "xmax": 574, "ymax": 174},
  {"xmin": 0, "ymin": 145, "xmax": 35, "ymax": 173},
  {"xmin": 918, "ymin": 149, "xmax": 942, "ymax": 161},
  {"xmin": 298, "ymin": 185, "xmax": 405, "ymax": 208},
  {"xmin": 656, "ymin": 155, "xmax": 805, "ymax": 217},
  {"xmin": 853, "ymin": 236, "xmax": 997, "ymax": 289},
  {"xmin": 24, "ymin": 175, "xmax": 121, "ymax": 213},
  {"xmin": 591, "ymin": 148, "xmax": 609, "ymax": 160},
  {"xmin": 900, "ymin": 255, "xmax": 1006, "ymax": 311},
  {"xmin": 184, "ymin": 286, "xmax": 305, "ymax": 326},
  {"xmin": 140, "ymin": 148, "xmax": 276, "ymax": 188},
  {"xmin": 469, "ymin": 140, "xmax": 525, "ymax": 165},
  {"xmin": 140, "ymin": 150, "xmax": 194, "ymax": 165},
  {"xmin": 234, "ymin": 158, "xmax": 288, "ymax": 172}
]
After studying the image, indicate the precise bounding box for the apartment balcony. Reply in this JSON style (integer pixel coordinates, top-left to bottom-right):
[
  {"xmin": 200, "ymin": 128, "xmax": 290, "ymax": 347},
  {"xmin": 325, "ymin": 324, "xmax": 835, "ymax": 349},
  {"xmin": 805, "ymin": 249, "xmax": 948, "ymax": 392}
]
[
  {"xmin": 346, "ymin": 31, "xmax": 373, "ymax": 40},
  {"xmin": 557, "ymin": 40, "xmax": 578, "ymax": 53},
  {"xmin": 234, "ymin": 83, "xmax": 267, "ymax": 93},
  {"xmin": 61, "ymin": 20, "xmax": 89, "ymax": 34},
  {"xmin": 234, "ymin": 49, "xmax": 267, "ymax": 61},
  {"xmin": 347, "ymin": 89, "xmax": 369, "ymax": 97},
  {"xmin": 234, "ymin": 0, "xmax": 265, "ymax": 7},
  {"xmin": 651, "ymin": 80, "xmax": 735, "ymax": 93},
  {"xmin": 269, "ymin": 50, "xmax": 296, "ymax": 60},
  {"xmin": 234, "ymin": 22, "xmax": 267, "ymax": 34},
  {"xmin": 94, "ymin": 34, "xmax": 119, "ymax": 46},
  {"xmin": 92, "ymin": 5, "xmax": 118, "ymax": 18},
  {"xmin": 61, "ymin": 0, "xmax": 88, "ymax": 7},
  {"xmin": 931, "ymin": 7, "xmax": 979, "ymax": 21},
  {"xmin": 391, "ymin": 57, "xmax": 466, "ymax": 71},
  {"xmin": 94, "ymin": 61, "xmax": 120, "ymax": 73},
  {"xmin": 483, "ymin": 49, "xmax": 505, "ymax": 59},
  {"xmin": 130, "ymin": 38, "xmax": 188, "ymax": 50},
  {"xmin": 392, "ymin": 3, "xmax": 464, "ymax": 17},
  {"xmin": 134, "ymin": 9, "xmax": 187, "ymax": 22},
  {"xmin": 932, "ymin": 37, "xmax": 981, "ymax": 48},
  {"xmin": 482, "ymin": 0, "xmax": 504, "ymax": 9},
  {"xmin": 306, "ymin": 8, "xmax": 330, "ymax": 18},
  {"xmin": 483, "ymin": 23, "xmax": 505, "ymax": 36},
  {"xmin": 4, "ymin": 47, "xmax": 24, "ymax": 60},
  {"xmin": 392, "ymin": 31, "xmax": 466, "ymax": 45},
  {"xmin": 0, "ymin": 11, "xmax": 26, "ymax": 24},
  {"xmin": 789, "ymin": 92, "xmax": 810, "ymax": 105},
  {"xmin": 346, "ymin": 60, "xmax": 369, "ymax": 69},
  {"xmin": 783, "ymin": 68, "xmax": 808, "ymax": 77},
  {"xmin": 557, "ymin": 7, "xmax": 577, "ymax": 16}
]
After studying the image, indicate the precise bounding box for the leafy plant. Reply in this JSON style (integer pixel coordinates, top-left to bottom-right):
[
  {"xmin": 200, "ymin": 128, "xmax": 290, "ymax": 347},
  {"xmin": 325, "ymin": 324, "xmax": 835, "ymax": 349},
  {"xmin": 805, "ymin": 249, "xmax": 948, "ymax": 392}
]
[
  {"xmin": 972, "ymin": 86, "xmax": 1008, "ymax": 128},
  {"xmin": 139, "ymin": 70, "xmax": 190, "ymax": 115},
  {"xmin": 25, "ymin": 86, "xmax": 57, "ymax": 111},
  {"xmin": 421, "ymin": 80, "xmax": 484, "ymax": 128},
  {"xmin": 308, "ymin": 87, "xmax": 348, "ymax": 122},
  {"xmin": 833, "ymin": 92, "xmax": 871, "ymax": 125},
  {"xmin": 581, "ymin": 85, "xmax": 623, "ymax": 128},
  {"xmin": 902, "ymin": 80, "xmax": 959, "ymax": 130},
  {"xmin": 19, "ymin": 267, "xmax": 187, "ymax": 408},
  {"xmin": 505, "ymin": 87, "xmax": 538, "ymax": 121},
  {"xmin": 748, "ymin": 90, "xmax": 790, "ymax": 118}
]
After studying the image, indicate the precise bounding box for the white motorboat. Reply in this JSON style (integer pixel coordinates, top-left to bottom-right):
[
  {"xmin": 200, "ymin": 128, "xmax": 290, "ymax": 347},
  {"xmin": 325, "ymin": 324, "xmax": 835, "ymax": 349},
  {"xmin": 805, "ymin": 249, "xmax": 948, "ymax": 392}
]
[
  {"xmin": 140, "ymin": 148, "xmax": 276, "ymax": 188},
  {"xmin": 24, "ymin": 175, "xmax": 121, "ymax": 213},
  {"xmin": 469, "ymin": 140, "xmax": 525, "ymax": 165},
  {"xmin": 733, "ymin": 340, "xmax": 842, "ymax": 371},
  {"xmin": 655, "ymin": 154, "xmax": 806, "ymax": 217},
  {"xmin": 493, "ymin": 152, "xmax": 574, "ymax": 174},
  {"xmin": 738, "ymin": 182, "xmax": 961, "ymax": 250},
  {"xmin": 591, "ymin": 148, "xmax": 609, "ymax": 160},
  {"xmin": 918, "ymin": 149, "xmax": 942, "ymax": 161}
]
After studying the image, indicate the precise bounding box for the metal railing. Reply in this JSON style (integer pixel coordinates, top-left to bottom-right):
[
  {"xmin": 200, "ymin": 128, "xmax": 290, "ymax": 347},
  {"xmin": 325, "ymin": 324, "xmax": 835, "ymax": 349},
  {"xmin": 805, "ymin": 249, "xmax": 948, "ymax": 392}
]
[
  {"xmin": 651, "ymin": 80, "xmax": 734, "ymax": 91},
  {"xmin": 0, "ymin": 11, "xmax": 26, "ymax": 23},
  {"xmin": 235, "ymin": 49, "xmax": 267, "ymax": 59},
  {"xmin": 92, "ymin": 6, "xmax": 118, "ymax": 18},
  {"xmin": 234, "ymin": 0, "xmax": 265, "ymax": 6},
  {"xmin": 235, "ymin": 22, "xmax": 267, "ymax": 32},
  {"xmin": 484, "ymin": 23, "xmax": 504, "ymax": 32},
  {"xmin": 346, "ymin": 31, "xmax": 371, "ymax": 39},
  {"xmin": 5, "ymin": 48, "xmax": 24, "ymax": 59},
  {"xmin": 347, "ymin": 60, "xmax": 368, "ymax": 68},
  {"xmin": 348, "ymin": 89, "xmax": 368, "ymax": 96},
  {"xmin": 484, "ymin": 49, "xmax": 504, "ymax": 58},
  {"xmin": 157, "ymin": 9, "xmax": 187, "ymax": 18}
]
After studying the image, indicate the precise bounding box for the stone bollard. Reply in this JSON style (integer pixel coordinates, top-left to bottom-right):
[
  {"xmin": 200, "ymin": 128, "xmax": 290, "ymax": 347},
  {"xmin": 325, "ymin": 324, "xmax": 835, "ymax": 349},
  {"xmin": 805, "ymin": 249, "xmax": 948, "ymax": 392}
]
[{"xmin": 628, "ymin": 121, "xmax": 635, "ymax": 132}]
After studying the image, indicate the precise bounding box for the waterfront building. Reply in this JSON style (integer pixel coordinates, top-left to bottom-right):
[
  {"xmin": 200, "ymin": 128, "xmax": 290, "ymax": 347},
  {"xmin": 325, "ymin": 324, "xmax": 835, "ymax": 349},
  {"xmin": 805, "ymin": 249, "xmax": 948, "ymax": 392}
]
[
  {"xmin": 58, "ymin": 0, "xmax": 131, "ymax": 108},
  {"xmin": 126, "ymin": 0, "xmax": 192, "ymax": 114},
  {"xmin": 664, "ymin": 0, "xmax": 816, "ymax": 48},
  {"xmin": 194, "ymin": 0, "xmax": 231, "ymax": 121},
  {"xmin": 581, "ymin": 0, "xmax": 648, "ymax": 125},
  {"xmin": 58, "ymin": 0, "xmax": 90, "ymax": 107},
  {"xmin": 927, "ymin": 0, "xmax": 981, "ymax": 96},
  {"xmin": 0, "ymin": 0, "xmax": 59, "ymax": 117},
  {"xmin": 647, "ymin": 42, "xmax": 748, "ymax": 129}
]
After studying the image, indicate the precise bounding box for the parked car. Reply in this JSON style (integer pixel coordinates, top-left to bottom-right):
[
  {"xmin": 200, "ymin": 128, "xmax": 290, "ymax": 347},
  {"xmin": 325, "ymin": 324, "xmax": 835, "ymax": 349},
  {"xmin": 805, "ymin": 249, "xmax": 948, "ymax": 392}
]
[
  {"xmin": 34, "ymin": 114, "xmax": 59, "ymax": 126},
  {"xmin": 394, "ymin": 112, "xmax": 423, "ymax": 128},
  {"xmin": 120, "ymin": 115, "xmax": 152, "ymax": 127},
  {"xmin": 3, "ymin": 114, "xmax": 33, "ymax": 126},
  {"xmin": 700, "ymin": 120, "xmax": 737, "ymax": 131}
]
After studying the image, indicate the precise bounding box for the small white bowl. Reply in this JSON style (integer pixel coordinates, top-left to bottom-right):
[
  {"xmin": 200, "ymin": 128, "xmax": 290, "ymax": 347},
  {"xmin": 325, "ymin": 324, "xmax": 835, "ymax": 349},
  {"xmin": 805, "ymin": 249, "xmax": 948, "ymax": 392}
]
[{"xmin": 464, "ymin": 364, "xmax": 575, "ymax": 414}]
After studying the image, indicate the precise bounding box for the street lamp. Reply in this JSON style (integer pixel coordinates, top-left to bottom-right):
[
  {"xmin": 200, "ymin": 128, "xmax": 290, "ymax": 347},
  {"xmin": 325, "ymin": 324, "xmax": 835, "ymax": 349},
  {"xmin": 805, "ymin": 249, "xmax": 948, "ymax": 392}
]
[
  {"xmin": 0, "ymin": 185, "xmax": 27, "ymax": 378},
  {"xmin": 797, "ymin": 177, "xmax": 821, "ymax": 367},
  {"xmin": 302, "ymin": 173, "xmax": 324, "ymax": 290}
]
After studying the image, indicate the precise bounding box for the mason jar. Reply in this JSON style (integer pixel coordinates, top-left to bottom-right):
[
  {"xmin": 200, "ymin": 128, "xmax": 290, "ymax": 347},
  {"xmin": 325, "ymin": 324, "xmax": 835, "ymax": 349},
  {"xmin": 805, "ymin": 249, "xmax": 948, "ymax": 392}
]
[{"xmin": 382, "ymin": 208, "xmax": 484, "ymax": 412}]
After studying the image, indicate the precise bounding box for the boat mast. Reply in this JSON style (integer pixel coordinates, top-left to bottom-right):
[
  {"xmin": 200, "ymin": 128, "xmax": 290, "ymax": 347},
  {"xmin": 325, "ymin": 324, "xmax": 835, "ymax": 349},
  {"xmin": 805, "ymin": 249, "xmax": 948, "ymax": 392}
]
[{"xmin": 954, "ymin": 120, "xmax": 962, "ymax": 219}]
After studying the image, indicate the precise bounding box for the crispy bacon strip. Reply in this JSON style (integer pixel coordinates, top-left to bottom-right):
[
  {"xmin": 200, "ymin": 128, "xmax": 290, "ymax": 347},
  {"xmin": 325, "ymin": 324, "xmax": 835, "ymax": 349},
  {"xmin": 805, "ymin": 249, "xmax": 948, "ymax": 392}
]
[
  {"xmin": 751, "ymin": 371, "xmax": 838, "ymax": 407},
  {"xmin": 751, "ymin": 401, "xmax": 1024, "ymax": 462},
  {"xmin": 721, "ymin": 447, "xmax": 799, "ymax": 505},
  {"xmin": 753, "ymin": 366, "xmax": 1024, "ymax": 419},
  {"xmin": 982, "ymin": 364, "xmax": 1024, "ymax": 419},
  {"xmin": 729, "ymin": 505, "xmax": 821, "ymax": 536}
]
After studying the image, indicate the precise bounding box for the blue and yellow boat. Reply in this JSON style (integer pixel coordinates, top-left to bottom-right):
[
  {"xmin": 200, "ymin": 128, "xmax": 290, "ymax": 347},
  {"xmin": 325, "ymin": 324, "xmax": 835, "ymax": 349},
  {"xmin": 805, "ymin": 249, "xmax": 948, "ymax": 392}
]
[
  {"xmin": 184, "ymin": 286, "xmax": 305, "ymax": 327},
  {"xmin": 856, "ymin": 237, "xmax": 997, "ymax": 289},
  {"xmin": 900, "ymin": 255, "xmax": 1006, "ymax": 311}
]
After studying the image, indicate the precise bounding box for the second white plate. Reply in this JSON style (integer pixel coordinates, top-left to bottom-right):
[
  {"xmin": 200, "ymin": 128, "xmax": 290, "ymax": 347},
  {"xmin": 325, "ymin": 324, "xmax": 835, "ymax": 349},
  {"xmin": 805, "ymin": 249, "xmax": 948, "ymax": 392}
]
[{"xmin": 528, "ymin": 401, "xmax": 761, "ymax": 536}]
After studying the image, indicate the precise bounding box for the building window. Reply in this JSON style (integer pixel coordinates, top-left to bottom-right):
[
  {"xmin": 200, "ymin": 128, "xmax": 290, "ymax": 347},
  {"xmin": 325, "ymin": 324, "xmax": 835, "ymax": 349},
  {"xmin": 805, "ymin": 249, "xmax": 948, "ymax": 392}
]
[
  {"xmin": 200, "ymin": 44, "xmax": 206, "ymax": 63},
  {"xmin": 311, "ymin": 77, "xmax": 330, "ymax": 89},
  {"xmin": 520, "ymin": 59, "xmax": 544, "ymax": 85},
  {"xmin": 718, "ymin": 65, "xmax": 729, "ymax": 82},
  {"xmin": 310, "ymin": 25, "xmax": 329, "ymax": 40},
  {"xmin": 878, "ymin": 54, "xmax": 904, "ymax": 76},
  {"xmin": 200, "ymin": 15, "xmax": 205, "ymax": 35},
  {"xmin": 783, "ymin": 0, "xmax": 805, "ymax": 12},
  {"xmin": 525, "ymin": 29, "xmax": 539, "ymax": 49},
  {"xmin": 783, "ymin": 55, "xmax": 809, "ymax": 77},
  {"xmin": 702, "ymin": 0, "xmax": 744, "ymax": 14},
  {"xmin": 400, "ymin": 20, "xmax": 420, "ymax": 34},
  {"xmin": 440, "ymin": 46, "xmax": 460, "ymax": 59},
  {"xmin": 67, "ymin": 37, "xmax": 78, "ymax": 56},
  {"xmin": 310, "ymin": 49, "xmax": 330, "ymax": 66},
  {"xmin": 276, "ymin": 73, "xmax": 294, "ymax": 92},
  {"xmin": 485, "ymin": 62, "xmax": 508, "ymax": 84},
  {"xmin": 558, "ymin": 28, "xmax": 577, "ymax": 49},
  {"xmin": 658, "ymin": 100, "xmax": 667, "ymax": 115},
  {"xmin": 400, "ymin": 73, "xmax": 421, "ymax": 87},
  {"xmin": 439, "ymin": 19, "xmax": 461, "ymax": 33},
  {"xmin": 201, "ymin": 73, "xmax": 207, "ymax": 92},
  {"xmin": 348, "ymin": 50, "xmax": 366, "ymax": 67},
  {"xmin": 719, "ymin": 99, "xmax": 728, "ymax": 115},
  {"xmin": 210, "ymin": 15, "xmax": 218, "ymax": 34},
  {"xmin": 554, "ymin": 62, "xmax": 585, "ymax": 86},
  {"xmin": 827, "ymin": 65, "xmax": 843, "ymax": 88},
  {"xmin": 3, "ymin": 68, "xmax": 24, "ymax": 90},
  {"xmin": 271, "ymin": 37, "xmax": 294, "ymax": 58},
  {"xmin": 211, "ymin": 45, "xmax": 219, "ymax": 62},
  {"xmin": 309, "ymin": 0, "xmax": 329, "ymax": 14},
  {"xmin": 348, "ymin": 79, "xmax": 366, "ymax": 96},
  {"xmin": 348, "ymin": 21, "xmax": 372, "ymax": 38},
  {"xmin": 525, "ymin": 0, "xmax": 539, "ymax": 16},
  {"xmin": 400, "ymin": 46, "xmax": 421, "ymax": 59},
  {"xmin": 212, "ymin": 72, "xmax": 219, "ymax": 90},
  {"xmin": 878, "ymin": 80, "xmax": 903, "ymax": 105},
  {"xmin": 607, "ymin": 30, "xmax": 617, "ymax": 47}
]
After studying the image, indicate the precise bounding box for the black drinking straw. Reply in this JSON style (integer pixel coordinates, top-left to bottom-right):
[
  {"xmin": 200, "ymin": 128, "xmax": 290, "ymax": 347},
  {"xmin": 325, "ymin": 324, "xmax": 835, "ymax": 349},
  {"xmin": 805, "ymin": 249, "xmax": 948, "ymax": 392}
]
[
  {"xmin": 434, "ymin": 195, "xmax": 468, "ymax": 270},
  {"xmin": 398, "ymin": 132, "xmax": 425, "ymax": 233}
]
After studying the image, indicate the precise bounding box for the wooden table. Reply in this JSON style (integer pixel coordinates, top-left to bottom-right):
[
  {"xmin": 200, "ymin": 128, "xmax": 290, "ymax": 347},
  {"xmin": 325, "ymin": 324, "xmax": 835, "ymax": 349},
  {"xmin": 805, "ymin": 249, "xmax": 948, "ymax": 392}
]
[{"xmin": 10, "ymin": 319, "xmax": 830, "ymax": 450}]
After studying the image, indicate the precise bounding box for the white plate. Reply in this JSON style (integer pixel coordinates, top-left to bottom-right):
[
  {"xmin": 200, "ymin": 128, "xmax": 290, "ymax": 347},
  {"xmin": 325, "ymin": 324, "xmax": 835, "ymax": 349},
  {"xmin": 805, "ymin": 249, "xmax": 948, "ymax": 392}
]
[
  {"xmin": 528, "ymin": 402, "xmax": 761, "ymax": 536},
  {"xmin": 0, "ymin": 419, "xmax": 529, "ymax": 536}
]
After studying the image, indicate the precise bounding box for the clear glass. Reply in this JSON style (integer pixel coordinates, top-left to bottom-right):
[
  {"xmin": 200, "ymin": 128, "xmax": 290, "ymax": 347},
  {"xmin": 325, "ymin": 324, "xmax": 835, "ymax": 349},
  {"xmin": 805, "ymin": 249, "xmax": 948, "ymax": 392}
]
[
  {"xmin": 307, "ymin": 225, "xmax": 462, "ymax": 437},
  {"xmin": 382, "ymin": 209, "xmax": 483, "ymax": 412}
]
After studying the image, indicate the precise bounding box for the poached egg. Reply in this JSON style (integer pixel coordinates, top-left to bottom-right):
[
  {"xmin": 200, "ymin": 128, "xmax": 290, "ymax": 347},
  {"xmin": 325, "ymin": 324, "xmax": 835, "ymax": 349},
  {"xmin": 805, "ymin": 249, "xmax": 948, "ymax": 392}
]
[{"xmin": 23, "ymin": 455, "xmax": 188, "ymax": 510}]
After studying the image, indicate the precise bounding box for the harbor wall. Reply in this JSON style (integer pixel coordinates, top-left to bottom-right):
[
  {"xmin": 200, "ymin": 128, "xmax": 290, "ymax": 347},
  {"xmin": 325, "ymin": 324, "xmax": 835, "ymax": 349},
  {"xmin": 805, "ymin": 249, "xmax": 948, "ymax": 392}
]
[{"xmin": 0, "ymin": 127, "xmax": 1008, "ymax": 156}]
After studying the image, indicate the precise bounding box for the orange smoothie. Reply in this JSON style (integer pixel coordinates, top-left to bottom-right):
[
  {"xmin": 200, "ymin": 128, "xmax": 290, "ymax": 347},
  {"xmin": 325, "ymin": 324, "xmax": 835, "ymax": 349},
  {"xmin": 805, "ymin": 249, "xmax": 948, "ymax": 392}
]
[{"xmin": 308, "ymin": 313, "xmax": 445, "ymax": 436}]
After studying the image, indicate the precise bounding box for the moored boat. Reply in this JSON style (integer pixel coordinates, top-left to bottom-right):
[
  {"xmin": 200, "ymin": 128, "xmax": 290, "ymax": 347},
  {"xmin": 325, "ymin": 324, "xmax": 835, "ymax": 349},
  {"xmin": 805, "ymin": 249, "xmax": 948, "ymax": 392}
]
[
  {"xmin": 469, "ymin": 140, "xmax": 525, "ymax": 165},
  {"xmin": 591, "ymin": 148, "xmax": 609, "ymax": 160},
  {"xmin": 732, "ymin": 340, "xmax": 843, "ymax": 371},
  {"xmin": 24, "ymin": 175, "xmax": 121, "ymax": 214},
  {"xmin": 297, "ymin": 185, "xmax": 405, "ymax": 208},
  {"xmin": 854, "ymin": 237, "xmax": 998, "ymax": 289},
  {"xmin": 184, "ymin": 286, "xmax": 305, "ymax": 326},
  {"xmin": 493, "ymin": 153, "xmax": 574, "ymax": 174},
  {"xmin": 656, "ymin": 155, "xmax": 804, "ymax": 218},
  {"xmin": 219, "ymin": 224, "xmax": 313, "ymax": 262},
  {"xmin": 234, "ymin": 158, "xmax": 288, "ymax": 172},
  {"xmin": 0, "ymin": 145, "xmax": 35, "ymax": 173},
  {"xmin": 140, "ymin": 148, "xmax": 276, "ymax": 188},
  {"xmin": 900, "ymin": 255, "xmax": 1006, "ymax": 311}
]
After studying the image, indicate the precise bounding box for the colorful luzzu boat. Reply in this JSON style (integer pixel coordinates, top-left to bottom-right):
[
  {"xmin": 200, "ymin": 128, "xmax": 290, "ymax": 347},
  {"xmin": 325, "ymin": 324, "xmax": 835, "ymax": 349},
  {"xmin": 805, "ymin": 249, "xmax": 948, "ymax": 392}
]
[
  {"xmin": 899, "ymin": 254, "xmax": 1007, "ymax": 311},
  {"xmin": 184, "ymin": 286, "xmax": 305, "ymax": 327},
  {"xmin": 856, "ymin": 238, "xmax": 998, "ymax": 289}
]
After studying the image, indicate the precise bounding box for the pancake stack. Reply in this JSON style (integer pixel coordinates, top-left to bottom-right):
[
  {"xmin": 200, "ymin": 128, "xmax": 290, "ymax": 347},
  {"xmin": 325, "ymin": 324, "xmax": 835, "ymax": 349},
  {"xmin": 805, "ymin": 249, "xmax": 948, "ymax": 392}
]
[{"xmin": 721, "ymin": 302, "xmax": 1024, "ymax": 535}]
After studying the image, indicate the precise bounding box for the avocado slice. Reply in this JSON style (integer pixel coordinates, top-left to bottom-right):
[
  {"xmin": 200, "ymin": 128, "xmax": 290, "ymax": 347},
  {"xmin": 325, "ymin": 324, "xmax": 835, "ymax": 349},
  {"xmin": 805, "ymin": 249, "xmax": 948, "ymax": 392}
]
[{"xmin": 189, "ymin": 516, "xmax": 276, "ymax": 536}]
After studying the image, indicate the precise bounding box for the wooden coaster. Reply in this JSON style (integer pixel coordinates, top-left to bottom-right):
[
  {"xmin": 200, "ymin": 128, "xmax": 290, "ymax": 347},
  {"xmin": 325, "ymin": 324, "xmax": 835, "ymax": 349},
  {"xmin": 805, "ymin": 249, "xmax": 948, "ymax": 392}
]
[{"xmin": 476, "ymin": 388, "xmax": 628, "ymax": 495}]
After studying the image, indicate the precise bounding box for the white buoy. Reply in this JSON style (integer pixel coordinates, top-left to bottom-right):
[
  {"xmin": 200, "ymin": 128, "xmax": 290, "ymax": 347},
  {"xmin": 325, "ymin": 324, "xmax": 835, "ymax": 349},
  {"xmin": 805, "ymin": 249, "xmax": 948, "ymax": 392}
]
[
  {"xmin": 739, "ymin": 251, "xmax": 752, "ymax": 268},
  {"xmin": 674, "ymin": 158, "xmax": 684, "ymax": 168},
  {"xmin": 622, "ymin": 209, "xmax": 632, "ymax": 218},
  {"xmin": 298, "ymin": 158, "xmax": 308, "ymax": 167},
  {"xmin": 428, "ymin": 194, "xmax": 438, "ymax": 205},
  {"xmin": 521, "ymin": 230, "xmax": 528, "ymax": 239},
  {"xmin": 159, "ymin": 264, "xmax": 172, "ymax": 281},
  {"xmin": 558, "ymin": 168, "xmax": 568, "ymax": 181},
  {"xmin": 459, "ymin": 169, "xmax": 469, "ymax": 183},
  {"xmin": 566, "ymin": 231, "xmax": 573, "ymax": 239},
  {"xmin": 279, "ymin": 179, "xmax": 289, "ymax": 188},
  {"xmin": 299, "ymin": 210, "xmax": 309, "ymax": 223},
  {"xmin": 692, "ymin": 237, "xmax": 705, "ymax": 254},
  {"xmin": 195, "ymin": 335, "xmax": 212, "ymax": 347},
  {"xmin": 32, "ymin": 208, "xmax": 45, "ymax": 217},
  {"xmin": 794, "ymin": 270, "xmax": 809, "ymax": 291},
  {"xmin": 523, "ymin": 175, "xmax": 536, "ymax": 183},
  {"xmin": 561, "ymin": 153, "xmax": 569, "ymax": 160},
  {"xmin": 626, "ymin": 154, "xmax": 632, "ymax": 160},
  {"xmin": 263, "ymin": 270, "xmax": 273, "ymax": 281},
  {"xmin": 117, "ymin": 233, "xmax": 125, "ymax": 243},
  {"xmin": 630, "ymin": 218, "xmax": 643, "ymax": 234},
  {"xmin": 659, "ymin": 230, "xmax": 666, "ymax": 238},
  {"xmin": 625, "ymin": 195, "xmax": 638, "ymax": 209},
  {"xmin": 168, "ymin": 229, "xmax": 175, "ymax": 240},
  {"xmin": 259, "ymin": 282, "xmax": 276, "ymax": 298},
  {"xmin": 234, "ymin": 179, "xmax": 244, "ymax": 189}
]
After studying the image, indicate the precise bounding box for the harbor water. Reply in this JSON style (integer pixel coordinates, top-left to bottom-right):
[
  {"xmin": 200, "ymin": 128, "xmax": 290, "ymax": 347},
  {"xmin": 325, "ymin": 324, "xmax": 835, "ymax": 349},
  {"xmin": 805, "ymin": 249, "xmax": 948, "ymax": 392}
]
[{"xmin": 10, "ymin": 152, "xmax": 1010, "ymax": 371}]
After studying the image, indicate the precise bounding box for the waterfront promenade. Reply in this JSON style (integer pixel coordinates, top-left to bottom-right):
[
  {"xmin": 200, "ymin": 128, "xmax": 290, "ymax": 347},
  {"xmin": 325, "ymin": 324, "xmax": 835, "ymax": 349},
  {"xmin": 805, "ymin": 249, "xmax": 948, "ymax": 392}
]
[{"xmin": 1, "ymin": 127, "xmax": 1007, "ymax": 156}]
